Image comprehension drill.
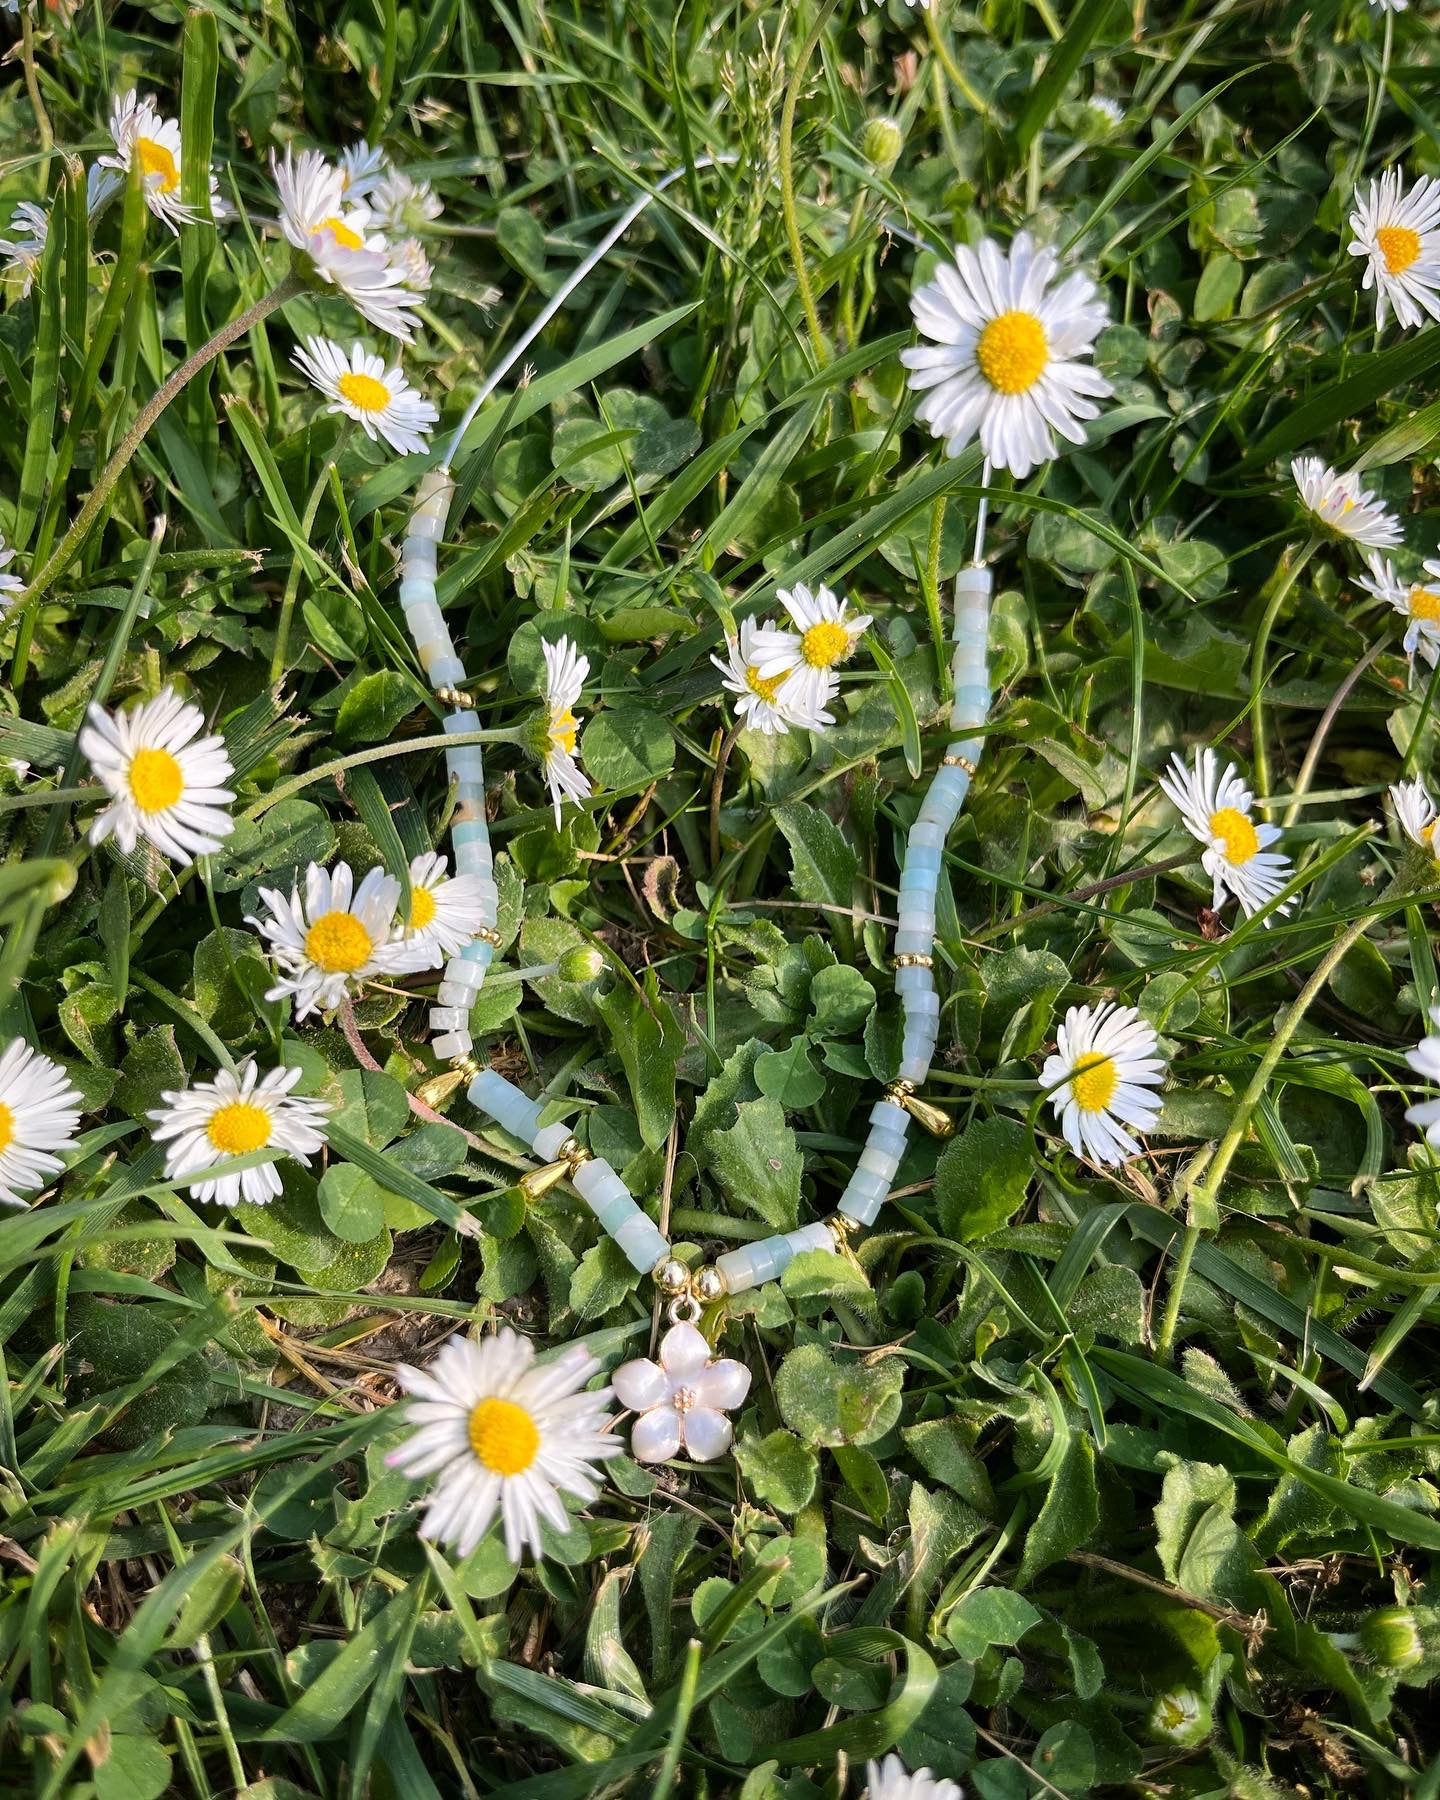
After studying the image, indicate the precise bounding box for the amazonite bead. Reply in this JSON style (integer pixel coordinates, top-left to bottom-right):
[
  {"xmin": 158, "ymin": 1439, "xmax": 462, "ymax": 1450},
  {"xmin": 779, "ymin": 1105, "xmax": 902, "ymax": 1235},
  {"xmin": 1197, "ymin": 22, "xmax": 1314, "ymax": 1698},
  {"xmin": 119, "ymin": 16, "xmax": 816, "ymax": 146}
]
[
  {"xmin": 895, "ymin": 928, "xmax": 933, "ymax": 956},
  {"xmin": 900, "ymin": 865, "xmax": 938, "ymax": 891},
  {"xmin": 870, "ymin": 1099, "xmax": 909, "ymax": 1130},
  {"xmin": 614, "ymin": 1213, "xmax": 668, "ymax": 1272},
  {"xmin": 444, "ymin": 710, "xmax": 481, "ymax": 737},
  {"xmin": 839, "ymin": 1170, "xmax": 889, "ymax": 1224},
  {"xmin": 430, "ymin": 1005, "xmax": 468, "ymax": 1031},
  {"xmin": 894, "ymin": 966, "xmax": 931, "ymax": 997},
  {"xmin": 461, "ymin": 938, "xmax": 495, "ymax": 967},
  {"xmin": 868, "ymin": 1124, "xmax": 908, "ymax": 1161},
  {"xmin": 407, "ymin": 508, "xmax": 445, "ymax": 543},
  {"xmin": 910, "ymin": 822, "xmax": 944, "ymax": 850},
  {"xmin": 469, "ymin": 1070, "xmax": 543, "ymax": 1141},
  {"xmin": 532, "ymin": 1121, "xmax": 572, "ymax": 1160},
  {"xmin": 433, "ymin": 1029, "xmax": 472, "ymax": 1059},
  {"xmin": 452, "ymin": 820, "xmax": 489, "ymax": 848},
  {"xmin": 399, "ymin": 578, "xmax": 436, "ymax": 607}
]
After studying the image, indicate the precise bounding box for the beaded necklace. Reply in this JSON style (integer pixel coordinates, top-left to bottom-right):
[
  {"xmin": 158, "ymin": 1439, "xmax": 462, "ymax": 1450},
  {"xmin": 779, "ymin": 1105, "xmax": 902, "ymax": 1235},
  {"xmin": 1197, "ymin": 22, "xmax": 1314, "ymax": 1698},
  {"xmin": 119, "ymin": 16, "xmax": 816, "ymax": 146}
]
[{"xmin": 393, "ymin": 174, "xmax": 992, "ymax": 1460}]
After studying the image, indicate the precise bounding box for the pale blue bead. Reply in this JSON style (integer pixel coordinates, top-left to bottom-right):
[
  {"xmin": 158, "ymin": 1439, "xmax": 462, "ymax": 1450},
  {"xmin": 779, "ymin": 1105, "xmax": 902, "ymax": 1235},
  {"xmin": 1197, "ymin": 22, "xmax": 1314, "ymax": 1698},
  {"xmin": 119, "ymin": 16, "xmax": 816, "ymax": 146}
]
[
  {"xmin": 407, "ymin": 509, "xmax": 445, "ymax": 542},
  {"xmin": 469, "ymin": 1070, "xmax": 542, "ymax": 1140},
  {"xmin": 910, "ymin": 821, "xmax": 943, "ymax": 850},
  {"xmin": 907, "ymin": 990, "xmax": 940, "ymax": 1018},
  {"xmin": 858, "ymin": 1146, "xmax": 900, "ymax": 1180},
  {"xmin": 454, "ymin": 844, "xmax": 490, "ymax": 877},
  {"xmin": 903, "ymin": 844, "xmax": 941, "ymax": 873},
  {"xmin": 715, "ymin": 1245, "xmax": 759, "ymax": 1292},
  {"xmin": 895, "ymin": 928, "xmax": 932, "ymax": 955},
  {"xmin": 869, "ymin": 1124, "xmax": 908, "ymax": 1160},
  {"xmin": 453, "ymin": 820, "xmax": 489, "ymax": 848},
  {"xmin": 898, "ymin": 1055, "xmax": 932, "ymax": 1083},
  {"xmin": 869, "ymin": 1100, "xmax": 909, "ymax": 1131},
  {"xmin": 953, "ymin": 683, "xmax": 990, "ymax": 710},
  {"xmin": 429, "ymin": 655, "xmax": 466, "ymax": 688},
  {"xmin": 946, "ymin": 739, "xmax": 984, "ymax": 765},
  {"xmin": 894, "ymin": 966, "xmax": 932, "ymax": 997},
  {"xmin": 461, "ymin": 939, "xmax": 495, "ymax": 968},
  {"xmin": 900, "ymin": 866, "xmax": 938, "ymax": 892},
  {"xmin": 444, "ymin": 710, "xmax": 481, "ymax": 737},
  {"xmin": 839, "ymin": 1182, "xmax": 886, "ymax": 1226},
  {"xmin": 398, "ymin": 577, "xmax": 436, "ymax": 607},
  {"xmin": 614, "ymin": 1214, "xmax": 668, "ymax": 1273}
]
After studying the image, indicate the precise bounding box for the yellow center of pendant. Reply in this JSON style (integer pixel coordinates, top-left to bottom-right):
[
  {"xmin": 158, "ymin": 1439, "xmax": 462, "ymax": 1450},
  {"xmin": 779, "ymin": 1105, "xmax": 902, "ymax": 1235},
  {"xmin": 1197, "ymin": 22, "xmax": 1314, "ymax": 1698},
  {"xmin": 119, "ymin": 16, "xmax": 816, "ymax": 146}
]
[
  {"xmin": 1070, "ymin": 1053, "xmax": 1118, "ymax": 1113},
  {"xmin": 406, "ymin": 885, "xmax": 437, "ymax": 930},
  {"xmin": 1378, "ymin": 225, "xmax": 1423, "ymax": 275},
  {"xmin": 976, "ymin": 310, "xmax": 1049, "ymax": 394},
  {"xmin": 206, "ymin": 1102, "xmax": 272, "ymax": 1155},
  {"xmin": 0, "ymin": 1102, "xmax": 13, "ymax": 1153},
  {"xmin": 337, "ymin": 371, "xmax": 392, "ymax": 413},
  {"xmin": 551, "ymin": 709, "xmax": 579, "ymax": 755},
  {"xmin": 1209, "ymin": 806, "xmax": 1259, "ymax": 865},
  {"xmin": 800, "ymin": 621, "xmax": 851, "ymax": 669},
  {"xmin": 315, "ymin": 215, "xmax": 365, "ymax": 251},
  {"xmin": 467, "ymin": 1397, "xmax": 540, "ymax": 1475},
  {"xmin": 136, "ymin": 137, "xmax": 180, "ymax": 194},
  {"xmin": 304, "ymin": 910, "xmax": 372, "ymax": 973},
  {"xmin": 1409, "ymin": 586, "xmax": 1440, "ymax": 621},
  {"xmin": 745, "ymin": 664, "xmax": 785, "ymax": 703},
  {"xmin": 127, "ymin": 747, "xmax": 184, "ymax": 814}
]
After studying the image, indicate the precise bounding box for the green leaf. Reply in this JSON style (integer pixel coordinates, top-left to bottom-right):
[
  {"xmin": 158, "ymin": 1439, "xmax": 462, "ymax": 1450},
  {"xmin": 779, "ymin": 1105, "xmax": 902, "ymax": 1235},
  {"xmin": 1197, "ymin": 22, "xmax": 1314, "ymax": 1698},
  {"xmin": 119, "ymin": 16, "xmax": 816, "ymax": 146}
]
[
  {"xmin": 317, "ymin": 1164, "xmax": 389, "ymax": 1244},
  {"xmin": 705, "ymin": 1095, "xmax": 802, "ymax": 1230},
  {"xmin": 114, "ymin": 1027, "xmax": 186, "ymax": 1121},
  {"xmin": 98, "ymin": 867, "xmax": 131, "ymax": 1011},
  {"xmin": 754, "ymin": 1037, "xmax": 825, "ymax": 1109},
  {"xmin": 336, "ymin": 672, "xmax": 425, "ymax": 746},
  {"xmin": 93, "ymin": 1736, "xmax": 172, "ymax": 1800},
  {"xmin": 215, "ymin": 799, "xmax": 336, "ymax": 894},
  {"xmin": 568, "ymin": 1237, "xmax": 639, "ymax": 1319},
  {"xmin": 579, "ymin": 706, "xmax": 675, "ymax": 794},
  {"xmin": 774, "ymin": 804, "xmax": 857, "ymax": 918},
  {"xmin": 1014, "ymin": 0, "xmax": 1115, "ymax": 154},
  {"xmin": 736, "ymin": 1429, "xmax": 819, "ymax": 1514},
  {"xmin": 594, "ymin": 976, "xmax": 684, "ymax": 1150},
  {"xmin": 935, "ymin": 1115, "xmax": 1033, "ymax": 1242},
  {"xmin": 1017, "ymin": 1433, "xmax": 1100, "ymax": 1588},
  {"xmin": 775, "ymin": 1343, "xmax": 904, "ymax": 1448}
]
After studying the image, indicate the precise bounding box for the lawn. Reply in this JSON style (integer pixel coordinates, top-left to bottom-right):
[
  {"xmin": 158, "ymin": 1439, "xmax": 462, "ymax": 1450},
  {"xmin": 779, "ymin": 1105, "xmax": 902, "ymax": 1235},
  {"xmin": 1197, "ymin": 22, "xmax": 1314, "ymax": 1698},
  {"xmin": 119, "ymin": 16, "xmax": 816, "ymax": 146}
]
[{"xmin": 2, "ymin": 0, "xmax": 1440, "ymax": 1796}]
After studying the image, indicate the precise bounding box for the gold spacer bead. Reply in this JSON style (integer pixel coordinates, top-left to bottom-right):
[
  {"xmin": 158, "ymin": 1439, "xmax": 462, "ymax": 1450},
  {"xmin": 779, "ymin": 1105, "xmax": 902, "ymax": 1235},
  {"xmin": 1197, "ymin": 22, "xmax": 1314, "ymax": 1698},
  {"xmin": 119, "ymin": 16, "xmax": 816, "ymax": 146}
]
[
  {"xmin": 413, "ymin": 1054, "xmax": 480, "ymax": 1108},
  {"xmin": 474, "ymin": 926, "xmax": 502, "ymax": 947},
  {"xmin": 436, "ymin": 685, "xmax": 474, "ymax": 708},
  {"xmin": 654, "ymin": 1255, "xmax": 691, "ymax": 1297},
  {"xmin": 942, "ymin": 754, "xmax": 977, "ymax": 774},
  {"xmin": 894, "ymin": 953, "xmax": 934, "ymax": 968},
  {"xmin": 883, "ymin": 1078, "xmax": 954, "ymax": 1137},
  {"xmin": 692, "ymin": 1264, "xmax": 727, "ymax": 1304}
]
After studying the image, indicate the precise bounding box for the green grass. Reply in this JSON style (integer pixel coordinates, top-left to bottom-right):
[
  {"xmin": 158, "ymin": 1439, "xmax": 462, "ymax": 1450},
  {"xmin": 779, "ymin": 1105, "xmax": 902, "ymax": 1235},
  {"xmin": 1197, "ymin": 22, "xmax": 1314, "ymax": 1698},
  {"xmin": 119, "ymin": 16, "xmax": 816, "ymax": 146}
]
[{"xmin": 3, "ymin": 0, "xmax": 1440, "ymax": 1796}]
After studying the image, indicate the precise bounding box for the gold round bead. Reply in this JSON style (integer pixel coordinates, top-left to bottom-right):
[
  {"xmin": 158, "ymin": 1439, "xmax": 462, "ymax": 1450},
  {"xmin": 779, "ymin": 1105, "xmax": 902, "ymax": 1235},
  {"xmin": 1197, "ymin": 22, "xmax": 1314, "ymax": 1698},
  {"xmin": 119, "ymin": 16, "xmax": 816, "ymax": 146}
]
[
  {"xmin": 655, "ymin": 1256, "xmax": 691, "ymax": 1297},
  {"xmin": 474, "ymin": 926, "xmax": 503, "ymax": 947},
  {"xmin": 693, "ymin": 1265, "xmax": 727, "ymax": 1304}
]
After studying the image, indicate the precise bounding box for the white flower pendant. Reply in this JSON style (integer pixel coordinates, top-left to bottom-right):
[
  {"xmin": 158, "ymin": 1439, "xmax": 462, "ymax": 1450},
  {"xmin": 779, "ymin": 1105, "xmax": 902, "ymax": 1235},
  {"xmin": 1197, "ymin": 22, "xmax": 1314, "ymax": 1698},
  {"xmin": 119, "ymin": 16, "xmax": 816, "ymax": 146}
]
[{"xmin": 612, "ymin": 1321, "xmax": 751, "ymax": 1463}]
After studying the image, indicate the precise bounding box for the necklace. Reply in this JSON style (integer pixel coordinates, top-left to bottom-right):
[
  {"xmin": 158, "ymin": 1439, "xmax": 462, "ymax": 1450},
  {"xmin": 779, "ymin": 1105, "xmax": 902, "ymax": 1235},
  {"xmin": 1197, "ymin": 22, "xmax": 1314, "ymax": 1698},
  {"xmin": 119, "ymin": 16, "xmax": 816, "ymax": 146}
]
[{"xmin": 394, "ymin": 460, "xmax": 990, "ymax": 1458}]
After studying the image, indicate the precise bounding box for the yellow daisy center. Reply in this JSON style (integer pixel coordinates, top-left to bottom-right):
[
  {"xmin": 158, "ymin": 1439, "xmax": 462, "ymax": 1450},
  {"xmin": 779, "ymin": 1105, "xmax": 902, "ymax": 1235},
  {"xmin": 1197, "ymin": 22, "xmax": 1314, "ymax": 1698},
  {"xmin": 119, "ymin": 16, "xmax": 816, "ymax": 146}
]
[
  {"xmin": 467, "ymin": 1396, "xmax": 540, "ymax": 1475},
  {"xmin": 206, "ymin": 1102, "xmax": 272, "ymax": 1156},
  {"xmin": 976, "ymin": 310, "xmax": 1049, "ymax": 394},
  {"xmin": 745, "ymin": 664, "xmax": 786, "ymax": 703},
  {"xmin": 127, "ymin": 747, "xmax": 184, "ymax": 814},
  {"xmin": 1377, "ymin": 225, "xmax": 1423, "ymax": 276},
  {"xmin": 337, "ymin": 370, "xmax": 392, "ymax": 413},
  {"xmin": 1409, "ymin": 586, "xmax": 1440, "ymax": 621},
  {"xmin": 0, "ymin": 1102, "xmax": 13, "ymax": 1153},
  {"xmin": 304, "ymin": 909, "xmax": 373, "ymax": 973},
  {"xmin": 1209, "ymin": 806, "xmax": 1259, "ymax": 865},
  {"xmin": 136, "ymin": 137, "xmax": 180, "ymax": 194},
  {"xmin": 800, "ymin": 621, "xmax": 851, "ymax": 669},
  {"xmin": 406, "ymin": 885, "xmax": 437, "ymax": 930},
  {"xmin": 550, "ymin": 709, "xmax": 579, "ymax": 755},
  {"xmin": 314, "ymin": 216, "xmax": 365, "ymax": 251},
  {"xmin": 1070, "ymin": 1053, "xmax": 1118, "ymax": 1113}
]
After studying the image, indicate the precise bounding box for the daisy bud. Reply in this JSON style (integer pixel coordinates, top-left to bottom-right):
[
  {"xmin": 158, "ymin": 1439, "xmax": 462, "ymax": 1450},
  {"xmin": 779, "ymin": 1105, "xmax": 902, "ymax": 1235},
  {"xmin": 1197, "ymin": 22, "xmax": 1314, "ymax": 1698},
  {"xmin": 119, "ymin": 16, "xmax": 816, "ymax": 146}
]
[
  {"xmin": 559, "ymin": 945, "xmax": 605, "ymax": 983},
  {"xmin": 1146, "ymin": 1688, "xmax": 1211, "ymax": 1748},
  {"xmin": 860, "ymin": 116, "xmax": 904, "ymax": 175},
  {"xmin": 1359, "ymin": 1605, "xmax": 1426, "ymax": 1673}
]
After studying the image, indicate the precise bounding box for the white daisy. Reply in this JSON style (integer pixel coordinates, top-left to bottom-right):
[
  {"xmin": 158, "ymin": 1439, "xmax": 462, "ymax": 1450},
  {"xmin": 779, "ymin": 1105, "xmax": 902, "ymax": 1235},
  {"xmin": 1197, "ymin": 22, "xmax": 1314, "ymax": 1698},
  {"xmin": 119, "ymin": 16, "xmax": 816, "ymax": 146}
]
[
  {"xmin": 248, "ymin": 859, "xmax": 425, "ymax": 1020},
  {"xmin": 79, "ymin": 686, "xmax": 236, "ymax": 866},
  {"xmin": 366, "ymin": 167, "xmax": 443, "ymax": 236},
  {"xmin": 99, "ymin": 91, "xmax": 199, "ymax": 234},
  {"xmin": 1391, "ymin": 776, "xmax": 1440, "ymax": 865},
  {"xmin": 1357, "ymin": 553, "xmax": 1440, "ymax": 676},
  {"xmin": 1040, "ymin": 1000, "xmax": 1166, "ymax": 1167},
  {"xmin": 1088, "ymin": 96, "xmax": 1124, "ymax": 130},
  {"xmin": 393, "ymin": 235, "xmax": 434, "ymax": 294},
  {"xmin": 747, "ymin": 583, "xmax": 871, "ymax": 720},
  {"xmin": 1370, "ymin": 1, "xmax": 1407, "ymax": 14},
  {"xmin": 613, "ymin": 1322, "xmax": 752, "ymax": 1463},
  {"xmin": 1157, "ymin": 748, "xmax": 1293, "ymax": 921},
  {"xmin": 86, "ymin": 163, "xmax": 125, "ymax": 218},
  {"xmin": 271, "ymin": 147, "xmax": 422, "ymax": 343},
  {"xmin": 397, "ymin": 850, "xmax": 489, "ymax": 964},
  {"xmin": 0, "ymin": 200, "xmax": 48, "ymax": 296},
  {"xmin": 1291, "ymin": 455, "xmax": 1403, "ymax": 551},
  {"xmin": 387, "ymin": 1328, "xmax": 623, "ymax": 1563},
  {"xmin": 291, "ymin": 336, "xmax": 438, "ymax": 455},
  {"xmin": 0, "ymin": 532, "xmax": 23, "ymax": 606},
  {"xmin": 339, "ymin": 140, "xmax": 389, "ymax": 202},
  {"xmin": 1406, "ymin": 1006, "xmax": 1440, "ymax": 1147},
  {"xmin": 711, "ymin": 616, "xmax": 833, "ymax": 735},
  {"xmin": 1148, "ymin": 1689, "xmax": 1210, "ymax": 1747},
  {"xmin": 538, "ymin": 637, "xmax": 593, "ymax": 826},
  {"xmin": 1349, "ymin": 170, "xmax": 1440, "ymax": 333},
  {"xmin": 0, "ymin": 1041, "xmax": 83, "ymax": 1208},
  {"xmin": 900, "ymin": 231, "xmax": 1113, "ymax": 478},
  {"xmin": 864, "ymin": 1754, "xmax": 963, "ymax": 1800},
  {"xmin": 149, "ymin": 1060, "xmax": 329, "ymax": 1209}
]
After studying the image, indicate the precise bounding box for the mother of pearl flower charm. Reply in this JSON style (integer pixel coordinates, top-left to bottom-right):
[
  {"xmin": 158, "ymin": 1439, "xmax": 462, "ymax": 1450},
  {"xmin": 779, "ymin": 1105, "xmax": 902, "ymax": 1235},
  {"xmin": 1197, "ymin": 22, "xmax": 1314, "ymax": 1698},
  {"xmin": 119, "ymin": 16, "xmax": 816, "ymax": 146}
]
[{"xmin": 612, "ymin": 1322, "xmax": 751, "ymax": 1463}]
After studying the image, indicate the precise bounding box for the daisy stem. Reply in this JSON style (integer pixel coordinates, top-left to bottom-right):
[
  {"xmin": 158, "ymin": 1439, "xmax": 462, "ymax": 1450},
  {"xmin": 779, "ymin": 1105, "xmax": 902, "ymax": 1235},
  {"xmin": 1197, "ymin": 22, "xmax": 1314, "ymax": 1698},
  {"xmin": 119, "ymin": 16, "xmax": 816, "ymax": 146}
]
[
  {"xmin": 922, "ymin": 7, "xmax": 991, "ymax": 118},
  {"xmin": 21, "ymin": 273, "xmax": 305, "ymax": 616},
  {"xmin": 19, "ymin": 7, "xmax": 52, "ymax": 153},
  {"xmin": 1282, "ymin": 634, "xmax": 1389, "ymax": 829},
  {"xmin": 1249, "ymin": 536, "xmax": 1318, "ymax": 800},
  {"xmin": 778, "ymin": 0, "xmax": 838, "ymax": 369},
  {"xmin": 709, "ymin": 724, "xmax": 740, "ymax": 871},
  {"xmin": 1154, "ymin": 868, "xmax": 1411, "ymax": 1364}
]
